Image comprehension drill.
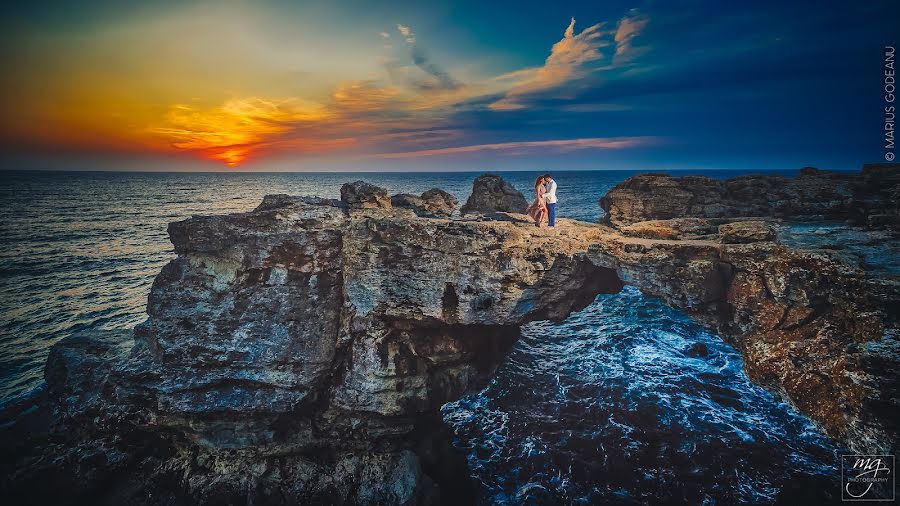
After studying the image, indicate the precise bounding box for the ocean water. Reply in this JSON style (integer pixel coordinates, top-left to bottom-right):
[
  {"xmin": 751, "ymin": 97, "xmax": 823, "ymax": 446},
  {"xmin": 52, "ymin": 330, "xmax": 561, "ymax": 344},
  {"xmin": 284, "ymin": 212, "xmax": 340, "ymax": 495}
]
[
  {"xmin": 0, "ymin": 169, "xmax": 842, "ymax": 503},
  {"xmin": 443, "ymin": 286, "xmax": 841, "ymax": 504}
]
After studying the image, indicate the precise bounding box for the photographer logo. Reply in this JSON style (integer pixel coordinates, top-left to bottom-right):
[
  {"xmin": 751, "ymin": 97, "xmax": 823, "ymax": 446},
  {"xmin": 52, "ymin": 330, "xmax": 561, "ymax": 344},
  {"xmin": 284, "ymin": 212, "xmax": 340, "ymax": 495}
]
[{"xmin": 842, "ymin": 455, "xmax": 894, "ymax": 501}]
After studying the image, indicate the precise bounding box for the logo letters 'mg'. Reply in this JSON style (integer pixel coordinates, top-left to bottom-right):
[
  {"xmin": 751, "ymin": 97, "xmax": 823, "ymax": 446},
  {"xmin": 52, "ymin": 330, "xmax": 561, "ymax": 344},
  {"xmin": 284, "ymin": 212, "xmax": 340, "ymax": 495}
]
[{"xmin": 845, "ymin": 457, "xmax": 892, "ymax": 499}]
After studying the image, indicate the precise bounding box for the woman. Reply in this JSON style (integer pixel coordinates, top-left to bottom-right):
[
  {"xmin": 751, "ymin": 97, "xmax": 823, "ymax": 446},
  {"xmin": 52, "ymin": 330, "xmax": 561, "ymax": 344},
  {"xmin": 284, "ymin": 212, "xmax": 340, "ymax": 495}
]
[{"xmin": 526, "ymin": 175, "xmax": 547, "ymax": 227}]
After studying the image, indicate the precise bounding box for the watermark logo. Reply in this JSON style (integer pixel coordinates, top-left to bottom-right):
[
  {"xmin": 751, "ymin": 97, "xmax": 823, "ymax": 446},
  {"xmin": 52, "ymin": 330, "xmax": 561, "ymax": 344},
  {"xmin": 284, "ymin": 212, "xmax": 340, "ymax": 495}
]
[
  {"xmin": 885, "ymin": 45, "xmax": 895, "ymax": 162},
  {"xmin": 842, "ymin": 454, "xmax": 894, "ymax": 501}
]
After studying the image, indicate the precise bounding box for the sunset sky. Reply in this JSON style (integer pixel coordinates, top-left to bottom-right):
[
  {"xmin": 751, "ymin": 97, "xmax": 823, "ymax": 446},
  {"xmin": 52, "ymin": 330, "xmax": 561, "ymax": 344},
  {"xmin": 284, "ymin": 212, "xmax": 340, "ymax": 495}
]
[{"xmin": 0, "ymin": 0, "xmax": 896, "ymax": 171}]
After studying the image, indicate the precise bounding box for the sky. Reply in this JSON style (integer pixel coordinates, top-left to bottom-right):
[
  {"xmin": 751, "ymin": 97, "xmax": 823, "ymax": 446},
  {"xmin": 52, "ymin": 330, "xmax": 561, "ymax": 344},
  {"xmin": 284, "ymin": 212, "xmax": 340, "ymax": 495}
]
[{"xmin": 0, "ymin": 0, "xmax": 896, "ymax": 172}]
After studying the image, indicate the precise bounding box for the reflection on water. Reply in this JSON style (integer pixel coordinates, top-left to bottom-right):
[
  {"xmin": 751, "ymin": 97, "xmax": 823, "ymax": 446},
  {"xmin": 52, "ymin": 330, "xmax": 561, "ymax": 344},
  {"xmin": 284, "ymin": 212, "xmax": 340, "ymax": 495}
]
[{"xmin": 442, "ymin": 287, "xmax": 843, "ymax": 504}]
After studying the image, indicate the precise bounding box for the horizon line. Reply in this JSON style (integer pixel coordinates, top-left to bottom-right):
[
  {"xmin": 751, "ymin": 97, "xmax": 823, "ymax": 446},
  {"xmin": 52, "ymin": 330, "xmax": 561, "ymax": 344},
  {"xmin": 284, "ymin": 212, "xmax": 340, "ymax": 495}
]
[{"xmin": 0, "ymin": 166, "xmax": 866, "ymax": 175}]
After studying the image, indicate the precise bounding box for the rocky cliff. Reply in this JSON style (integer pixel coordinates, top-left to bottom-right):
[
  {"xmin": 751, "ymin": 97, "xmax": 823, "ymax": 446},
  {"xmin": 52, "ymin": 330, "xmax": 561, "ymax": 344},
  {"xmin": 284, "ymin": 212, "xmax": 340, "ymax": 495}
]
[
  {"xmin": 599, "ymin": 164, "xmax": 900, "ymax": 229},
  {"xmin": 595, "ymin": 166, "xmax": 898, "ymax": 457},
  {"xmin": 2, "ymin": 168, "xmax": 898, "ymax": 505}
]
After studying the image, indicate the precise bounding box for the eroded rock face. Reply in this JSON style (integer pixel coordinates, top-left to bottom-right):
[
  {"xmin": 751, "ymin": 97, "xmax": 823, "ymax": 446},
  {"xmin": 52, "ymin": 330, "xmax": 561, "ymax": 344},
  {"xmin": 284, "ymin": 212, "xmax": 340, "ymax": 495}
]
[
  {"xmin": 4, "ymin": 183, "xmax": 626, "ymax": 504},
  {"xmin": 4, "ymin": 171, "xmax": 897, "ymax": 505},
  {"xmin": 459, "ymin": 173, "xmax": 528, "ymax": 215},
  {"xmin": 718, "ymin": 220, "xmax": 775, "ymax": 243},
  {"xmin": 619, "ymin": 217, "xmax": 721, "ymax": 240},
  {"xmin": 593, "ymin": 165, "xmax": 899, "ymax": 457}
]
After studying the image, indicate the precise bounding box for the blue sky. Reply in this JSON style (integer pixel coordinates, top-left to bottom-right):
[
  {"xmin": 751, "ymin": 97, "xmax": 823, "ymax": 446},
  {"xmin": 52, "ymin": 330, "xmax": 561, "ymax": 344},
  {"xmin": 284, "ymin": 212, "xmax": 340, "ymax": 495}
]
[{"xmin": 0, "ymin": 0, "xmax": 896, "ymax": 171}]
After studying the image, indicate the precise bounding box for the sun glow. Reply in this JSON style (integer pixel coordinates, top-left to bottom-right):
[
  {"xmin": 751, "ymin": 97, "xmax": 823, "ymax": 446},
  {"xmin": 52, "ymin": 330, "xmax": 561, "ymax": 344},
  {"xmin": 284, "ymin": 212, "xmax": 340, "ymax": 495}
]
[
  {"xmin": 2, "ymin": 4, "xmax": 658, "ymax": 169},
  {"xmin": 148, "ymin": 98, "xmax": 333, "ymax": 166}
]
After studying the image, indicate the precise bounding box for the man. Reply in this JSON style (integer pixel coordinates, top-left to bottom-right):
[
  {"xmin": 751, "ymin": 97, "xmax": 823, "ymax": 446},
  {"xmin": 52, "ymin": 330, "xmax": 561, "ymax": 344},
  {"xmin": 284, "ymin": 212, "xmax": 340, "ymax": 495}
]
[{"xmin": 543, "ymin": 174, "xmax": 557, "ymax": 227}]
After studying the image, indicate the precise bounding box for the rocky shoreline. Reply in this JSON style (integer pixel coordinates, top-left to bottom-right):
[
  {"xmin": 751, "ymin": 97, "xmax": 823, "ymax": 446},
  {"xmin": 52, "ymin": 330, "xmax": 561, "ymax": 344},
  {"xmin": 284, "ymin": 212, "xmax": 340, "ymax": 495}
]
[{"xmin": 2, "ymin": 167, "xmax": 897, "ymax": 505}]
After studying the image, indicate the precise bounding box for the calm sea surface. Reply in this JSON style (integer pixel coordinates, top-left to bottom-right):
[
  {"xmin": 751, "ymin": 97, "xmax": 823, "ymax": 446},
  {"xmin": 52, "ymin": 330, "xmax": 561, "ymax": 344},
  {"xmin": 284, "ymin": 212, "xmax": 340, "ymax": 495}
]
[{"xmin": 0, "ymin": 169, "xmax": 842, "ymax": 503}]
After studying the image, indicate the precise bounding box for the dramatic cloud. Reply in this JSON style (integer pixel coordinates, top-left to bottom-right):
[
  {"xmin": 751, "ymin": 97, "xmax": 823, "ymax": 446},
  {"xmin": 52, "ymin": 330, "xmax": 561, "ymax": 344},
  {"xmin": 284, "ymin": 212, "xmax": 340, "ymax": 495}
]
[
  {"xmin": 146, "ymin": 16, "xmax": 650, "ymax": 167},
  {"xmin": 490, "ymin": 18, "xmax": 611, "ymax": 110},
  {"xmin": 148, "ymin": 98, "xmax": 340, "ymax": 166},
  {"xmin": 3, "ymin": 1, "xmax": 890, "ymax": 171},
  {"xmin": 372, "ymin": 136, "xmax": 658, "ymax": 158}
]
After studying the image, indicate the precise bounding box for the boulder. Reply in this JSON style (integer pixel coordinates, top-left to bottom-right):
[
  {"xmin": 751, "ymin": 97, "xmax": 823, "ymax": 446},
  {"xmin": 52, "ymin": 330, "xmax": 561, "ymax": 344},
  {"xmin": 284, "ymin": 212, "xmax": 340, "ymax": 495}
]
[
  {"xmin": 392, "ymin": 189, "xmax": 458, "ymax": 217},
  {"xmin": 420, "ymin": 188, "xmax": 458, "ymax": 217},
  {"xmin": 459, "ymin": 174, "xmax": 528, "ymax": 215},
  {"xmin": 684, "ymin": 343, "xmax": 709, "ymax": 358},
  {"xmin": 341, "ymin": 180, "xmax": 391, "ymax": 209},
  {"xmin": 391, "ymin": 193, "xmax": 424, "ymax": 211}
]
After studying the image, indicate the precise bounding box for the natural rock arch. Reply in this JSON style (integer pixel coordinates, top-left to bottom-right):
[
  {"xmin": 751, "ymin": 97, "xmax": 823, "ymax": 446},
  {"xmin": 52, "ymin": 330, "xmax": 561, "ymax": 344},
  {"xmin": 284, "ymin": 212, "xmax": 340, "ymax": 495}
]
[{"xmin": 5, "ymin": 169, "xmax": 898, "ymax": 505}]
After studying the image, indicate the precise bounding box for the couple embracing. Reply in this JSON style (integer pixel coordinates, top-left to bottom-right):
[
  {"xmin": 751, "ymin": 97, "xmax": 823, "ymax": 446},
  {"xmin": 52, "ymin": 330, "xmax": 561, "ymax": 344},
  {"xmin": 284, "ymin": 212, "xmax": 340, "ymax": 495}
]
[{"xmin": 526, "ymin": 174, "xmax": 557, "ymax": 227}]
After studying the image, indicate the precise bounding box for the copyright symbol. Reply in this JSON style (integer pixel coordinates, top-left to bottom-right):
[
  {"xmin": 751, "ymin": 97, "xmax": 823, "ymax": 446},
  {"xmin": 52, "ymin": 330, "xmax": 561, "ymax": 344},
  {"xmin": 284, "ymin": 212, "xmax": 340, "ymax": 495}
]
[{"xmin": 887, "ymin": 152, "xmax": 896, "ymax": 161}]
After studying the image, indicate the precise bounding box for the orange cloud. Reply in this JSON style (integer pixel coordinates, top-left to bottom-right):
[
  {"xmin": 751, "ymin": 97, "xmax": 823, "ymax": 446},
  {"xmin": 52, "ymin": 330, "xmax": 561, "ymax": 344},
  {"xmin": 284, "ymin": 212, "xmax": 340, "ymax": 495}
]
[
  {"xmin": 6, "ymin": 10, "xmax": 650, "ymax": 168},
  {"xmin": 613, "ymin": 10, "xmax": 650, "ymax": 62},
  {"xmin": 148, "ymin": 97, "xmax": 333, "ymax": 166},
  {"xmin": 147, "ymin": 80, "xmax": 460, "ymax": 166},
  {"xmin": 331, "ymin": 81, "xmax": 404, "ymax": 112},
  {"xmin": 129, "ymin": 15, "xmax": 649, "ymax": 167},
  {"xmin": 490, "ymin": 18, "xmax": 611, "ymax": 111}
]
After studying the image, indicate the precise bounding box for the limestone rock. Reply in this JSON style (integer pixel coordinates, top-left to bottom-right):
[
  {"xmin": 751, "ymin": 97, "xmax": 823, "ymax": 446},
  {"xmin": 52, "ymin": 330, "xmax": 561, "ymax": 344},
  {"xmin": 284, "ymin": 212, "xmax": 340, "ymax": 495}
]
[
  {"xmin": 391, "ymin": 193, "xmax": 425, "ymax": 211},
  {"xmin": 4, "ymin": 170, "xmax": 898, "ymax": 504},
  {"xmin": 718, "ymin": 220, "xmax": 776, "ymax": 243},
  {"xmin": 620, "ymin": 218, "xmax": 719, "ymax": 240},
  {"xmin": 459, "ymin": 174, "xmax": 528, "ymax": 215},
  {"xmin": 341, "ymin": 180, "xmax": 391, "ymax": 209},
  {"xmin": 392, "ymin": 189, "xmax": 458, "ymax": 217},
  {"xmin": 600, "ymin": 165, "xmax": 900, "ymax": 228},
  {"xmin": 420, "ymin": 188, "xmax": 458, "ymax": 217}
]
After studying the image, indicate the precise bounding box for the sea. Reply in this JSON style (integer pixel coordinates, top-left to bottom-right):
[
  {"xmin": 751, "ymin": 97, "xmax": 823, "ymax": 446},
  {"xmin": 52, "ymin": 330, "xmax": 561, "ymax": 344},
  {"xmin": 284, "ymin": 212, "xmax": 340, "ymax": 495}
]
[{"xmin": 0, "ymin": 169, "xmax": 845, "ymax": 504}]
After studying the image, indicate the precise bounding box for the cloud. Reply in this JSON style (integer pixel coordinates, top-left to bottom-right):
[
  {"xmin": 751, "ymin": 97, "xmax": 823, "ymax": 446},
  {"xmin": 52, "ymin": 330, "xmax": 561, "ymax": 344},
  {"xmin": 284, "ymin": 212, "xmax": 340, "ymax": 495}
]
[
  {"xmin": 410, "ymin": 46, "xmax": 460, "ymax": 91},
  {"xmin": 147, "ymin": 80, "xmax": 451, "ymax": 166},
  {"xmin": 490, "ymin": 18, "xmax": 612, "ymax": 110},
  {"xmin": 614, "ymin": 10, "xmax": 649, "ymax": 62},
  {"xmin": 390, "ymin": 23, "xmax": 460, "ymax": 91},
  {"xmin": 371, "ymin": 136, "xmax": 658, "ymax": 158},
  {"xmin": 331, "ymin": 80, "xmax": 404, "ymax": 113},
  {"xmin": 147, "ymin": 15, "xmax": 651, "ymax": 167},
  {"xmin": 369, "ymin": 128, "xmax": 464, "ymax": 147},
  {"xmin": 379, "ymin": 31, "xmax": 390, "ymax": 39},
  {"xmin": 397, "ymin": 24, "xmax": 415, "ymax": 43},
  {"xmin": 148, "ymin": 97, "xmax": 340, "ymax": 165}
]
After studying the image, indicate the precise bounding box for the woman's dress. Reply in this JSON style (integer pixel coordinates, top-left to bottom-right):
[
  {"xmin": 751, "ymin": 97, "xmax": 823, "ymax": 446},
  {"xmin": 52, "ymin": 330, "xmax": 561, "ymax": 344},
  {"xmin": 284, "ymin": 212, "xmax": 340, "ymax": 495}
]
[{"xmin": 526, "ymin": 186, "xmax": 547, "ymax": 225}]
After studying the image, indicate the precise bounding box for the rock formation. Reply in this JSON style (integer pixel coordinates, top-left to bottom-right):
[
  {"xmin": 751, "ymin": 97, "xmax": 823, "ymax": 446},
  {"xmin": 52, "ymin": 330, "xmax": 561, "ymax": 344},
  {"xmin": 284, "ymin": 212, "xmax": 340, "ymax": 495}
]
[
  {"xmin": 1, "ymin": 179, "xmax": 624, "ymax": 505},
  {"xmin": 391, "ymin": 188, "xmax": 458, "ymax": 217},
  {"xmin": 2, "ymin": 169, "xmax": 898, "ymax": 505},
  {"xmin": 459, "ymin": 173, "xmax": 528, "ymax": 215},
  {"xmin": 599, "ymin": 164, "xmax": 900, "ymax": 229},
  {"xmin": 595, "ymin": 166, "xmax": 898, "ymax": 457},
  {"xmin": 341, "ymin": 180, "xmax": 391, "ymax": 209}
]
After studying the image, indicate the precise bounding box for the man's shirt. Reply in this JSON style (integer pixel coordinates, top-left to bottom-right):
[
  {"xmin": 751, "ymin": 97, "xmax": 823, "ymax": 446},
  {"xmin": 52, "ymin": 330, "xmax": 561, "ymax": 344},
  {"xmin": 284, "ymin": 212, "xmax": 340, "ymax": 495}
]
[{"xmin": 544, "ymin": 179, "xmax": 558, "ymax": 204}]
